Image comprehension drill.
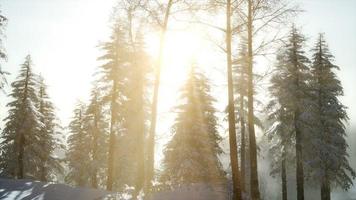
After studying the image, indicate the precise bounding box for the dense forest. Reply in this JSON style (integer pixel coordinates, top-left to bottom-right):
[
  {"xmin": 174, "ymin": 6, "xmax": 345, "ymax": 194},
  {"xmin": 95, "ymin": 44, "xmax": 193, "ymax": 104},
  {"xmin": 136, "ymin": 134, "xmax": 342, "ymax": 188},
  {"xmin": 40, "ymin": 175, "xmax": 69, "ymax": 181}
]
[{"xmin": 0, "ymin": 1, "xmax": 355, "ymax": 200}]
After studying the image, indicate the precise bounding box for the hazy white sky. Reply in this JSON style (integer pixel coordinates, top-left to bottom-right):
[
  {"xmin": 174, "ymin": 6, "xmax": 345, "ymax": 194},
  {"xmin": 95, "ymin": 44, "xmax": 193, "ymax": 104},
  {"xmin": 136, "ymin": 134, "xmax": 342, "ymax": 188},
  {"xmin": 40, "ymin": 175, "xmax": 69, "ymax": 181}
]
[{"xmin": 0, "ymin": 0, "xmax": 116, "ymax": 125}]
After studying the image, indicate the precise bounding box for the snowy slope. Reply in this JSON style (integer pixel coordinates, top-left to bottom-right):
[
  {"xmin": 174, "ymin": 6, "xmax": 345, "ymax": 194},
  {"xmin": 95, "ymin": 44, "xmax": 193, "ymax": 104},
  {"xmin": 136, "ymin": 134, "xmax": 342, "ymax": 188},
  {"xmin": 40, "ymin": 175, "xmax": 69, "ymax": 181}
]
[{"xmin": 0, "ymin": 179, "xmax": 114, "ymax": 200}]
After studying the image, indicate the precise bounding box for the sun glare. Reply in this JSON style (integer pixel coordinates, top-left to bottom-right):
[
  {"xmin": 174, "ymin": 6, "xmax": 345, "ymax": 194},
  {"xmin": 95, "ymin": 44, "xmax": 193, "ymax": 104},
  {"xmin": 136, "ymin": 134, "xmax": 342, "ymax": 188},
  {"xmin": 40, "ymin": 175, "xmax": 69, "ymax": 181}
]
[
  {"xmin": 146, "ymin": 29, "xmax": 213, "ymax": 165},
  {"xmin": 146, "ymin": 30, "xmax": 206, "ymax": 86}
]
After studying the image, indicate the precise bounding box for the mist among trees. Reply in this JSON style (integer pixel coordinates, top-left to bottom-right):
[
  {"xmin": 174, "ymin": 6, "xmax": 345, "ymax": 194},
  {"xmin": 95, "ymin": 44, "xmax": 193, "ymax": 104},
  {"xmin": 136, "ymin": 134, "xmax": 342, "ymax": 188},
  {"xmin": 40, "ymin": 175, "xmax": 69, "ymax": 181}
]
[{"xmin": 0, "ymin": 1, "xmax": 355, "ymax": 200}]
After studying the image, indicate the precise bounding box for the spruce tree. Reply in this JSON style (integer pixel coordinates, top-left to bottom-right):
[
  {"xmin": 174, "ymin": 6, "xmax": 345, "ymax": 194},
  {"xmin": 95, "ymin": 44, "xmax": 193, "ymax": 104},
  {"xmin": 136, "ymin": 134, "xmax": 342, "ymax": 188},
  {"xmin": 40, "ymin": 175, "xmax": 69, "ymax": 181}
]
[
  {"xmin": 308, "ymin": 34, "xmax": 355, "ymax": 200},
  {"xmin": 96, "ymin": 22, "xmax": 128, "ymax": 190},
  {"xmin": 84, "ymin": 85, "xmax": 108, "ymax": 188},
  {"xmin": 266, "ymin": 26, "xmax": 311, "ymax": 200},
  {"xmin": 266, "ymin": 72, "xmax": 296, "ymax": 200},
  {"xmin": 36, "ymin": 76, "xmax": 63, "ymax": 181},
  {"xmin": 66, "ymin": 102, "xmax": 91, "ymax": 186},
  {"xmin": 0, "ymin": 55, "xmax": 43, "ymax": 179},
  {"xmin": 161, "ymin": 65, "xmax": 225, "ymax": 188}
]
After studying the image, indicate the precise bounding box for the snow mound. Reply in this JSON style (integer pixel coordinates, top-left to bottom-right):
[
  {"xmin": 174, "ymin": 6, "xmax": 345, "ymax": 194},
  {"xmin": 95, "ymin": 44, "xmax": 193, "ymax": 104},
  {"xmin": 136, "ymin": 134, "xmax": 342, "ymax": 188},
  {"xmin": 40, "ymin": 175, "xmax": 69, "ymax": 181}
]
[{"xmin": 0, "ymin": 179, "xmax": 114, "ymax": 200}]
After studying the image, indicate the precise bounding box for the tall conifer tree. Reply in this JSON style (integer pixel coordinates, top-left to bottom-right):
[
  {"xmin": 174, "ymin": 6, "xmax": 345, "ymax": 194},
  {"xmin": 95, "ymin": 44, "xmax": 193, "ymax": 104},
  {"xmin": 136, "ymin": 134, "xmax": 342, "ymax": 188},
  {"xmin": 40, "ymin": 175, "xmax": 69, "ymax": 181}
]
[
  {"xmin": 308, "ymin": 34, "xmax": 355, "ymax": 200},
  {"xmin": 97, "ymin": 22, "xmax": 128, "ymax": 190},
  {"xmin": 85, "ymin": 86, "xmax": 108, "ymax": 188},
  {"xmin": 0, "ymin": 55, "xmax": 43, "ymax": 179},
  {"xmin": 161, "ymin": 65, "xmax": 225, "ymax": 188},
  {"xmin": 266, "ymin": 26, "xmax": 311, "ymax": 200},
  {"xmin": 36, "ymin": 76, "xmax": 63, "ymax": 181},
  {"xmin": 66, "ymin": 102, "xmax": 91, "ymax": 186}
]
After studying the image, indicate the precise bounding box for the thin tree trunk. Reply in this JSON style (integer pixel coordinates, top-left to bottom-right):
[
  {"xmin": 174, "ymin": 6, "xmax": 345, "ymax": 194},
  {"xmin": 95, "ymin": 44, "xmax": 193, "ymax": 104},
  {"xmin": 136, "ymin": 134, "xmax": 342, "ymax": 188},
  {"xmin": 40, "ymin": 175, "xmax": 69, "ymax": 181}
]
[
  {"xmin": 281, "ymin": 153, "xmax": 287, "ymax": 200},
  {"xmin": 247, "ymin": 0, "xmax": 260, "ymax": 199},
  {"xmin": 92, "ymin": 97, "xmax": 99, "ymax": 188},
  {"xmin": 17, "ymin": 64, "xmax": 30, "ymax": 179},
  {"xmin": 239, "ymin": 95, "xmax": 246, "ymax": 193},
  {"xmin": 134, "ymin": 58, "xmax": 145, "ymax": 197},
  {"xmin": 226, "ymin": 0, "xmax": 241, "ymax": 199},
  {"xmin": 292, "ymin": 30, "xmax": 305, "ymax": 200},
  {"xmin": 17, "ymin": 135, "xmax": 25, "ymax": 179},
  {"xmin": 295, "ymin": 83, "xmax": 304, "ymax": 200},
  {"xmin": 78, "ymin": 109, "xmax": 85, "ymax": 187},
  {"xmin": 106, "ymin": 81, "xmax": 118, "ymax": 191},
  {"xmin": 320, "ymin": 172, "xmax": 330, "ymax": 200},
  {"xmin": 145, "ymin": 0, "xmax": 173, "ymax": 193},
  {"xmin": 317, "ymin": 37, "xmax": 330, "ymax": 200},
  {"xmin": 39, "ymin": 85, "xmax": 47, "ymax": 182}
]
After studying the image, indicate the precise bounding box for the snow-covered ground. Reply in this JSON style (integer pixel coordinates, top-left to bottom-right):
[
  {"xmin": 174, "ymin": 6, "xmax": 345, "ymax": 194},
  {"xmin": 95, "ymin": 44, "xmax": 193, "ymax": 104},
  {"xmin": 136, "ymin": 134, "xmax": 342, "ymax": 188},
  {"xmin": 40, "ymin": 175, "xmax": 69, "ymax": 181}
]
[
  {"xmin": 0, "ymin": 179, "xmax": 114, "ymax": 200},
  {"xmin": 0, "ymin": 179, "xmax": 228, "ymax": 200}
]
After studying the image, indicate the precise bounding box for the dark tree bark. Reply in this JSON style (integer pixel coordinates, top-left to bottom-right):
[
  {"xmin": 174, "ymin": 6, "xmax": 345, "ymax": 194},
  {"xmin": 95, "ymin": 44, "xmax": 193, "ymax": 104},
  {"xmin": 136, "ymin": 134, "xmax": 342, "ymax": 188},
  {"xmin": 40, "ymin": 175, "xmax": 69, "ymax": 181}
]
[
  {"xmin": 320, "ymin": 173, "xmax": 331, "ymax": 200},
  {"xmin": 247, "ymin": 0, "xmax": 260, "ymax": 199},
  {"xmin": 226, "ymin": 0, "xmax": 242, "ymax": 199},
  {"xmin": 292, "ymin": 32, "xmax": 305, "ymax": 200},
  {"xmin": 39, "ymin": 84, "xmax": 47, "ymax": 182},
  {"xmin": 295, "ymin": 113, "xmax": 304, "ymax": 200},
  {"xmin": 17, "ymin": 64, "xmax": 30, "ymax": 179},
  {"xmin": 17, "ymin": 135, "xmax": 25, "ymax": 179},
  {"xmin": 239, "ymin": 95, "xmax": 246, "ymax": 193},
  {"xmin": 282, "ymin": 155, "xmax": 287, "ymax": 200}
]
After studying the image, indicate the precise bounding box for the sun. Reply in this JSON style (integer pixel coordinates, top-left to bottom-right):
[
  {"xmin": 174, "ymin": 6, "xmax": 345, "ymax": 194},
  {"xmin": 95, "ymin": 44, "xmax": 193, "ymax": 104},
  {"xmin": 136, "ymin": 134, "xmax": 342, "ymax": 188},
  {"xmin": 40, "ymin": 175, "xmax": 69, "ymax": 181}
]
[
  {"xmin": 145, "ymin": 29, "xmax": 210, "ymax": 165},
  {"xmin": 146, "ymin": 29, "xmax": 208, "ymax": 88}
]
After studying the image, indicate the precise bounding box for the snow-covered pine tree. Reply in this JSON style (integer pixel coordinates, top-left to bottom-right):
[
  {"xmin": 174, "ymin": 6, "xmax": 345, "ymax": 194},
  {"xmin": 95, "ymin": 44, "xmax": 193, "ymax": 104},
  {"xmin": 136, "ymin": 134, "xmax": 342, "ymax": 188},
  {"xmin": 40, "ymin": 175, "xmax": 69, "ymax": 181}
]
[
  {"xmin": 84, "ymin": 85, "xmax": 108, "ymax": 189},
  {"xmin": 66, "ymin": 102, "xmax": 91, "ymax": 186},
  {"xmin": 266, "ymin": 26, "xmax": 311, "ymax": 200},
  {"xmin": 36, "ymin": 76, "xmax": 63, "ymax": 181},
  {"xmin": 0, "ymin": 9, "xmax": 7, "ymax": 91},
  {"xmin": 308, "ymin": 33, "xmax": 355, "ymax": 200},
  {"xmin": 160, "ymin": 65, "xmax": 225, "ymax": 189},
  {"xmin": 0, "ymin": 55, "xmax": 43, "ymax": 179},
  {"xmin": 266, "ymin": 64, "xmax": 296, "ymax": 200},
  {"xmin": 96, "ymin": 21, "xmax": 128, "ymax": 191}
]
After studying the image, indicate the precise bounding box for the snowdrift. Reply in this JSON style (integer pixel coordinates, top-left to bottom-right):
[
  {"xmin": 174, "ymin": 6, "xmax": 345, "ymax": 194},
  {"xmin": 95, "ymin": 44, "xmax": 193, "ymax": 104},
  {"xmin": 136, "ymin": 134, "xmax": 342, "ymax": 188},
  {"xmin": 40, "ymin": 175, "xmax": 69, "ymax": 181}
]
[{"xmin": 0, "ymin": 179, "xmax": 114, "ymax": 200}]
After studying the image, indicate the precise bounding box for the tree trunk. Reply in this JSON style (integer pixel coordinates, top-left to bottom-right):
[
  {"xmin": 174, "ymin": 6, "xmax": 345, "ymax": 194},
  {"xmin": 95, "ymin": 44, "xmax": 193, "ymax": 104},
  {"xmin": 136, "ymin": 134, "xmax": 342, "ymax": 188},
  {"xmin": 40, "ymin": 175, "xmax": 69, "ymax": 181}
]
[
  {"xmin": 320, "ymin": 173, "xmax": 331, "ymax": 200},
  {"xmin": 295, "ymin": 98, "xmax": 304, "ymax": 200},
  {"xmin": 17, "ymin": 64, "xmax": 30, "ymax": 179},
  {"xmin": 106, "ymin": 81, "xmax": 118, "ymax": 191},
  {"xmin": 92, "ymin": 99, "xmax": 99, "ymax": 189},
  {"xmin": 134, "ymin": 59, "xmax": 145, "ymax": 198},
  {"xmin": 145, "ymin": 0, "xmax": 173, "ymax": 194},
  {"xmin": 281, "ymin": 156, "xmax": 287, "ymax": 200},
  {"xmin": 239, "ymin": 95, "xmax": 246, "ymax": 193},
  {"xmin": 292, "ymin": 29, "xmax": 305, "ymax": 200},
  {"xmin": 39, "ymin": 86, "xmax": 48, "ymax": 182},
  {"xmin": 226, "ymin": 0, "xmax": 241, "ymax": 199},
  {"xmin": 247, "ymin": 0, "xmax": 260, "ymax": 199},
  {"xmin": 17, "ymin": 134, "xmax": 25, "ymax": 179},
  {"xmin": 317, "ymin": 37, "xmax": 330, "ymax": 200}
]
